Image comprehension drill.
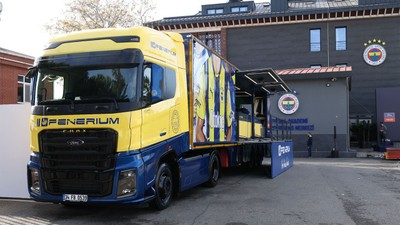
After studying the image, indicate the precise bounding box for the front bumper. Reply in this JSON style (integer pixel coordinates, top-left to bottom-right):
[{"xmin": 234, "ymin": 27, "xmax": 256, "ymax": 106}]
[{"xmin": 27, "ymin": 151, "xmax": 153, "ymax": 204}]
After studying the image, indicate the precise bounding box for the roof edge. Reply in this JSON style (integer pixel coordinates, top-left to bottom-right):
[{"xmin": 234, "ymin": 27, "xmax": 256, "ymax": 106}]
[{"xmin": 0, "ymin": 47, "xmax": 35, "ymax": 60}]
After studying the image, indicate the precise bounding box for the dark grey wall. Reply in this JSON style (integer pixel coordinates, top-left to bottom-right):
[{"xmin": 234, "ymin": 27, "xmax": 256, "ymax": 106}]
[
  {"xmin": 376, "ymin": 87, "xmax": 400, "ymax": 142},
  {"xmin": 269, "ymin": 78, "xmax": 349, "ymax": 156},
  {"xmin": 271, "ymin": 0, "xmax": 288, "ymax": 12},
  {"xmin": 226, "ymin": 16, "xmax": 400, "ymax": 119}
]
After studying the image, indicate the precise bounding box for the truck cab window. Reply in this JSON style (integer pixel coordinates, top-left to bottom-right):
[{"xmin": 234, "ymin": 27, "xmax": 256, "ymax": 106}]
[
  {"xmin": 143, "ymin": 64, "xmax": 152, "ymax": 103},
  {"xmin": 151, "ymin": 64, "xmax": 163, "ymax": 103},
  {"xmin": 143, "ymin": 63, "xmax": 165, "ymax": 104},
  {"xmin": 164, "ymin": 67, "xmax": 176, "ymax": 99}
]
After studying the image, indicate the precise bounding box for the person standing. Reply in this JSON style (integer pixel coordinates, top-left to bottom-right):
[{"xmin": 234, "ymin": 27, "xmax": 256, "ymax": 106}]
[
  {"xmin": 379, "ymin": 122, "xmax": 387, "ymax": 144},
  {"xmin": 307, "ymin": 132, "xmax": 313, "ymax": 157}
]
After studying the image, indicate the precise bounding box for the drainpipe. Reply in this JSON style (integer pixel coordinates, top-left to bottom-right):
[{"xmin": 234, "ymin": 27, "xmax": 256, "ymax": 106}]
[{"xmin": 327, "ymin": 1, "xmax": 330, "ymax": 67}]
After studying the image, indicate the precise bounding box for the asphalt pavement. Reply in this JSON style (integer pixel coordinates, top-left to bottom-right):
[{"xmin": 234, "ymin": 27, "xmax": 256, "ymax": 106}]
[{"xmin": 1, "ymin": 158, "xmax": 400, "ymax": 225}]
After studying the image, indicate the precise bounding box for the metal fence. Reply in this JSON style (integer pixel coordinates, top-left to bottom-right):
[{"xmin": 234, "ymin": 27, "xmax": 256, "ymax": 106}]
[{"xmin": 270, "ymin": 115, "xmax": 292, "ymax": 141}]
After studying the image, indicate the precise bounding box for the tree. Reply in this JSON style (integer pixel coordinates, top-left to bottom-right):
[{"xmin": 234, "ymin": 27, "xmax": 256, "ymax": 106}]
[{"xmin": 46, "ymin": 0, "xmax": 155, "ymax": 34}]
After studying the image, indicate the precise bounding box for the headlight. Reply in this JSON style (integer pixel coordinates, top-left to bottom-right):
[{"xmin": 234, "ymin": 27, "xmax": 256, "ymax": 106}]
[
  {"xmin": 117, "ymin": 169, "xmax": 136, "ymax": 198},
  {"xmin": 29, "ymin": 168, "xmax": 41, "ymax": 195}
]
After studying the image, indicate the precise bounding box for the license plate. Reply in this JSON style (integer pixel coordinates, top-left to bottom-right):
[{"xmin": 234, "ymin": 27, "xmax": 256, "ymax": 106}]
[{"xmin": 63, "ymin": 194, "xmax": 88, "ymax": 202}]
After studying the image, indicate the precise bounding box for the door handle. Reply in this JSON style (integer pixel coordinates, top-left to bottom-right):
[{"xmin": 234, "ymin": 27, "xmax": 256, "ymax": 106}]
[{"xmin": 160, "ymin": 131, "xmax": 167, "ymax": 137}]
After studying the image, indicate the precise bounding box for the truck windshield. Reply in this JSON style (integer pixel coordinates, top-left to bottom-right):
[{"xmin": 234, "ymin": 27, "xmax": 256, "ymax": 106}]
[
  {"xmin": 33, "ymin": 49, "xmax": 142, "ymax": 106},
  {"xmin": 35, "ymin": 65, "xmax": 138, "ymax": 105}
]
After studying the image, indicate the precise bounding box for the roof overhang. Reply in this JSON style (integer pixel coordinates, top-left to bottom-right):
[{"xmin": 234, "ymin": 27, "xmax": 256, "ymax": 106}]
[
  {"xmin": 236, "ymin": 68, "xmax": 291, "ymax": 97},
  {"xmin": 276, "ymin": 66, "xmax": 352, "ymax": 81}
]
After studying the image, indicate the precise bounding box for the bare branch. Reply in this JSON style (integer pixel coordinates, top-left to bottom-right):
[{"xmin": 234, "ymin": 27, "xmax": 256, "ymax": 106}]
[{"xmin": 45, "ymin": 0, "xmax": 155, "ymax": 34}]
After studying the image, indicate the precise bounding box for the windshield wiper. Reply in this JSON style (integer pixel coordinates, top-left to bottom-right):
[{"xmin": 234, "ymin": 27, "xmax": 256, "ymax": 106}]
[
  {"xmin": 81, "ymin": 97, "xmax": 120, "ymax": 110},
  {"xmin": 38, "ymin": 99, "xmax": 75, "ymax": 111}
]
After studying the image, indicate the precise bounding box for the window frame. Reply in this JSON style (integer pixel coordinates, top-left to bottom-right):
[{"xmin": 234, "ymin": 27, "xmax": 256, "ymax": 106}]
[
  {"xmin": 231, "ymin": 6, "xmax": 248, "ymax": 13},
  {"xmin": 335, "ymin": 63, "xmax": 348, "ymax": 67},
  {"xmin": 142, "ymin": 62, "xmax": 176, "ymax": 105},
  {"xmin": 215, "ymin": 8, "xmax": 224, "ymax": 14},
  {"xmin": 17, "ymin": 74, "xmax": 31, "ymax": 103},
  {"xmin": 310, "ymin": 28, "xmax": 321, "ymax": 52},
  {"xmin": 207, "ymin": 8, "xmax": 224, "ymax": 15},
  {"xmin": 335, "ymin": 27, "xmax": 347, "ymax": 51}
]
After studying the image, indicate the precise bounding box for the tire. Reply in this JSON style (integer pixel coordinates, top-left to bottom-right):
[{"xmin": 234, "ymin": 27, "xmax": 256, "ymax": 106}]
[
  {"xmin": 206, "ymin": 152, "xmax": 220, "ymax": 187},
  {"xmin": 151, "ymin": 163, "xmax": 173, "ymax": 210}
]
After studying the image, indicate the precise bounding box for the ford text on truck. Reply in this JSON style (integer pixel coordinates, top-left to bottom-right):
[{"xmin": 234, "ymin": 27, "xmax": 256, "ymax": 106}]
[{"xmin": 27, "ymin": 27, "xmax": 292, "ymax": 209}]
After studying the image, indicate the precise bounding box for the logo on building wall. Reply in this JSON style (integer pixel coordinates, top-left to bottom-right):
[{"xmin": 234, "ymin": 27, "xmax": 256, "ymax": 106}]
[
  {"xmin": 278, "ymin": 94, "xmax": 299, "ymax": 115},
  {"xmin": 363, "ymin": 39, "xmax": 386, "ymax": 66}
]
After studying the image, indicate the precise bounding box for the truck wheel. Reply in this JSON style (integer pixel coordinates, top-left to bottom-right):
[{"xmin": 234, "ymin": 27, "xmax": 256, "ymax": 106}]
[
  {"xmin": 151, "ymin": 163, "xmax": 173, "ymax": 210},
  {"xmin": 206, "ymin": 153, "xmax": 220, "ymax": 187}
]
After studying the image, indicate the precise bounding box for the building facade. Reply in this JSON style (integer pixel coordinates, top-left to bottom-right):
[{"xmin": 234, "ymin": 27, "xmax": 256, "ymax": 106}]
[
  {"xmin": 0, "ymin": 48, "xmax": 34, "ymax": 104},
  {"xmin": 147, "ymin": 0, "xmax": 400, "ymax": 153},
  {"xmin": 273, "ymin": 67, "xmax": 351, "ymax": 156}
]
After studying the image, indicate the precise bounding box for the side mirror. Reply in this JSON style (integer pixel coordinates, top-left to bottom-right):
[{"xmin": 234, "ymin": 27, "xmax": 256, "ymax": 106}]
[{"xmin": 26, "ymin": 66, "xmax": 38, "ymax": 79}]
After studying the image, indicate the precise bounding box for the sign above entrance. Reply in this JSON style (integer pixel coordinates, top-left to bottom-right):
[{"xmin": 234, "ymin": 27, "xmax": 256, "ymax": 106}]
[
  {"xmin": 384, "ymin": 112, "xmax": 395, "ymax": 123},
  {"xmin": 278, "ymin": 93, "xmax": 299, "ymax": 115},
  {"xmin": 363, "ymin": 39, "xmax": 386, "ymax": 66}
]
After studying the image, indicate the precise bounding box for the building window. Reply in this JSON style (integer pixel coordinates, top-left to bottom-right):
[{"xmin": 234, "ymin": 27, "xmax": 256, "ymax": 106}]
[
  {"xmin": 336, "ymin": 63, "xmax": 347, "ymax": 67},
  {"xmin": 196, "ymin": 32, "xmax": 222, "ymax": 54},
  {"xmin": 310, "ymin": 29, "xmax": 321, "ymax": 52},
  {"xmin": 18, "ymin": 75, "xmax": 31, "ymax": 103},
  {"xmin": 231, "ymin": 6, "xmax": 248, "ymax": 13},
  {"xmin": 207, "ymin": 8, "xmax": 223, "ymax": 15},
  {"xmin": 336, "ymin": 27, "xmax": 347, "ymax": 51}
]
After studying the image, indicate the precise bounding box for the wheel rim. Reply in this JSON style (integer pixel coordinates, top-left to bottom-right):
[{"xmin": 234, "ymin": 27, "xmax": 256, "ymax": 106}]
[{"xmin": 158, "ymin": 171, "xmax": 172, "ymax": 204}]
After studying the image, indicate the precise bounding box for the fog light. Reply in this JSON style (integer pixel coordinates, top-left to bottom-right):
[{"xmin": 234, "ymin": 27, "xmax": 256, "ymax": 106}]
[
  {"xmin": 30, "ymin": 168, "xmax": 41, "ymax": 195},
  {"xmin": 117, "ymin": 169, "xmax": 136, "ymax": 198}
]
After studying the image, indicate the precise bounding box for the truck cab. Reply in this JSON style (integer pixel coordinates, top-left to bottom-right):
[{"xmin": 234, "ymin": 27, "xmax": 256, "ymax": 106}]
[{"xmin": 27, "ymin": 27, "xmax": 189, "ymax": 208}]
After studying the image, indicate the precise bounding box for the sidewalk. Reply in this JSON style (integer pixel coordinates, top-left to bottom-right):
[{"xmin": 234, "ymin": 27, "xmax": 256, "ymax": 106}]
[{"xmin": 294, "ymin": 148, "xmax": 385, "ymax": 158}]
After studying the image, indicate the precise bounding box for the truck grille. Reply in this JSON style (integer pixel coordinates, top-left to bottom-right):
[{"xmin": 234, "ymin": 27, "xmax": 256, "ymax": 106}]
[{"xmin": 39, "ymin": 129, "xmax": 117, "ymax": 196}]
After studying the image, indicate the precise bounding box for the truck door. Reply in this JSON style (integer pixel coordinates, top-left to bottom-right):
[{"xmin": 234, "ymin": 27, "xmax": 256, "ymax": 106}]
[
  {"xmin": 141, "ymin": 63, "xmax": 172, "ymax": 148},
  {"xmin": 141, "ymin": 62, "xmax": 176, "ymax": 188}
]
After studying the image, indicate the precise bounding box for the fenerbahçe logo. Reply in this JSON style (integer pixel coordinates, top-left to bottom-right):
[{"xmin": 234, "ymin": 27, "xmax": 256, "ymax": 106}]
[
  {"xmin": 278, "ymin": 94, "xmax": 299, "ymax": 115},
  {"xmin": 363, "ymin": 39, "xmax": 386, "ymax": 66}
]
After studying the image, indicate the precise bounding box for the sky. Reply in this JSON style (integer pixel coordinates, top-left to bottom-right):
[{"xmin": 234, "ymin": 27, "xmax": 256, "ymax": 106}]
[{"xmin": 0, "ymin": 0, "xmax": 265, "ymax": 57}]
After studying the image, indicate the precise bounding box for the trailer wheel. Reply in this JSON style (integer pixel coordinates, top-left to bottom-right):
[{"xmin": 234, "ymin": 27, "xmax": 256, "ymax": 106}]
[
  {"xmin": 151, "ymin": 163, "xmax": 173, "ymax": 210},
  {"xmin": 206, "ymin": 152, "xmax": 220, "ymax": 187}
]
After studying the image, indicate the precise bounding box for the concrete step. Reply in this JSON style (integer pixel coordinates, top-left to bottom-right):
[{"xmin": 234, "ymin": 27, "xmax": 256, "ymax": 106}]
[{"xmin": 356, "ymin": 151, "xmax": 385, "ymax": 159}]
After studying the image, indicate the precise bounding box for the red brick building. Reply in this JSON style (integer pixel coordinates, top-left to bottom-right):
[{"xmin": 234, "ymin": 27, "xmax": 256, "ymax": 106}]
[{"xmin": 0, "ymin": 48, "xmax": 34, "ymax": 104}]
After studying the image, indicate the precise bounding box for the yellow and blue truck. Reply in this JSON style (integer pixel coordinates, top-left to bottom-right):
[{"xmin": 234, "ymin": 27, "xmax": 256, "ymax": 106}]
[{"xmin": 27, "ymin": 27, "xmax": 293, "ymax": 209}]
